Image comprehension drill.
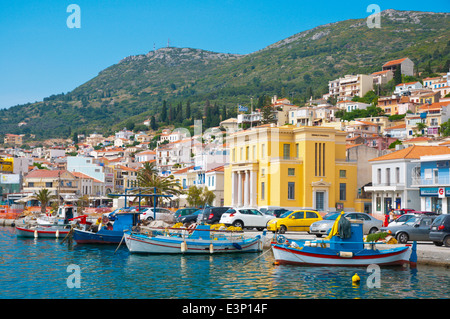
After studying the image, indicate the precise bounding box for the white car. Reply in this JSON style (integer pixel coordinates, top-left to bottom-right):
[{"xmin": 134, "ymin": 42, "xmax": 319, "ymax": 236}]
[
  {"xmin": 219, "ymin": 207, "xmax": 275, "ymax": 230},
  {"xmin": 139, "ymin": 207, "xmax": 175, "ymax": 223}
]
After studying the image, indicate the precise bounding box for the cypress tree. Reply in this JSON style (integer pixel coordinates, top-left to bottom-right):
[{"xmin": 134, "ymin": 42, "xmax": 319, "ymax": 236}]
[
  {"xmin": 161, "ymin": 100, "xmax": 167, "ymax": 122},
  {"xmin": 186, "ymin": 101, "xmax": 191, "ymax": 119},
  {"xmin": 394, "ymin": 67, "xmax": 402, "ymax": 85},
  {"xmin": 150, "ymin": 116, "xmax": 157, "ymax": 130}
]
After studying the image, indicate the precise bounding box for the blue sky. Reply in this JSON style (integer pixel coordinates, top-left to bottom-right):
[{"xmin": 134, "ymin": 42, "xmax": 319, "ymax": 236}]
[{"xmin": 0, "ymin": 0, "xmax": 448, "ymax": 109}]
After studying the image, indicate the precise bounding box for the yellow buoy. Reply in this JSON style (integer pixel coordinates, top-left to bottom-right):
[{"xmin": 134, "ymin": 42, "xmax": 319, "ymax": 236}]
[
  {"xmin": 352, "ymin": 273, "xmax": 360, "ymax": 283},
  {"xmin": 55, "ymin": 230, "xmax": 59, "ymax": 238},
  {"xmin": 209, "ymin": 243, "xmax": 214, "ymax": 254},
  {"xmin": 34, "ymin": 230, "xmax": 38, "ymax": 238}
]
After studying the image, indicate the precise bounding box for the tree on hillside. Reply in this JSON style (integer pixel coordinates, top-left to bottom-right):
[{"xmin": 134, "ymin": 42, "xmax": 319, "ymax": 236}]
[
  {"xmin": 261, "ymin": 105, "xmax": 276, "ymax": 124},
  {"xmin": 186, "ymin": 101, "xmax": 191, "ymax": 119},
  {"xmin": 161, "ymin": 100, "xmax": 168, "ymax": 122},
  {"xmin": 393, "ymin": 68, "xmax": 402, "ymax": 85},
  {"xmin": 150, "ymin": 116, "xmax": 157, "ymax": 130},
  {"xmin": 441, "ymin": 119, "xmax": 450, "ymax": 137}
]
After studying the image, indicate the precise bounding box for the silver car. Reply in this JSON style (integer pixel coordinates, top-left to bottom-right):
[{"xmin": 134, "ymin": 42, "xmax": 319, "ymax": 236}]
[
  {"xmin": 381, "ymin": 215, "xmax": 438, "ymax": 243},
  {"xmin": 310, "ymin": 212, "xmax": 383, "ymax": 237}
]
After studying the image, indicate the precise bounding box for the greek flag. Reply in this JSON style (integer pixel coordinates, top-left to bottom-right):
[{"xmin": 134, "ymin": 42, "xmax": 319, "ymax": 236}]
[{"xmin": 238, "ymin": 104, "xmax": 248, "ymax": 112}]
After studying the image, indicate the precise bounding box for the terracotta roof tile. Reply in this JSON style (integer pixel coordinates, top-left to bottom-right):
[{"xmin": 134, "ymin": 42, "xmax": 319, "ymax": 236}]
[
  {"xmin": 206, "ymin": 165, "xmax": 224, "ymax": 173},
  {"xmin": 383, "ymin": 58, "xmax": 407, "ymax": 67},
  {"xmin": 369, "ymin": 145, "xmax": 450, "ymax": 162}
]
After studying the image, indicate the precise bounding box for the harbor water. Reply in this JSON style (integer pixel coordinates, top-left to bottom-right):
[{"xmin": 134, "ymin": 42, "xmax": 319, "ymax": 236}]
[{"xmin": 0, "ymin": 227, "xmax": 448, "ymax": 299}]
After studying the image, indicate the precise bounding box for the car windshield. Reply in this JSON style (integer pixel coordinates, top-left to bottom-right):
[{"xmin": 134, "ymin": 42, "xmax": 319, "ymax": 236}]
[
  {"xmin": 324, "ymin": 212, "xmax": 341, "ymax": 220},
  {"xmin": 280, "ymin": 211, "xmax": 292, "ymax": 218},
  {"xmin": 404, "ymin": 217, "xmax": 419, "ymax": 226}
]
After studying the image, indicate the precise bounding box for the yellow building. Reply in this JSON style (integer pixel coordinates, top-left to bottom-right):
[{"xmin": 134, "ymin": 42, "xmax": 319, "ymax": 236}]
[{"xmin": 224, "ymin": 125, "xmax": 358, "ymax": 212}]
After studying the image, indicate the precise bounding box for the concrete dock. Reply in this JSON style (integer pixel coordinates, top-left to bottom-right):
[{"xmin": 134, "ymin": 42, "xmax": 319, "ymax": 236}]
[{"xmin": 0, "ymin": 219, "xmax": 15, "ymax": 227}]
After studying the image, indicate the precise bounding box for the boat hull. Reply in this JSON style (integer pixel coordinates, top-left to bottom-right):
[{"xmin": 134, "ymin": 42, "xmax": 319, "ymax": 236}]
[
  {"xmin": 272, "ymin": 244, "xmax": 412, "ymax": 267},
  {"xmin": 124, "ymin": 232, "xmax": 262, "ymax": 254},
  {"xmin": 73, "ymin": 229, "xmax": 124, "ymax": 244},
  {"xmin": 15, "ymin": 225, "xmax": 71, "ymax": 238}
]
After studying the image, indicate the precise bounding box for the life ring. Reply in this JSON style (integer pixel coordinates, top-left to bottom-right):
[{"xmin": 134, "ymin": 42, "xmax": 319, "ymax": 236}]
[{"xmin": 277, "ymin": 235, "xmax": 286, "ymax": 244}]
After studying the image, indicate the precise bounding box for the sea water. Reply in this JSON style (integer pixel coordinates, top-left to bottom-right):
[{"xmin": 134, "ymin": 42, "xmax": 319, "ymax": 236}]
[{"xmin": 0, "ymin": 227, "xmax": 448, "ymax": 299}]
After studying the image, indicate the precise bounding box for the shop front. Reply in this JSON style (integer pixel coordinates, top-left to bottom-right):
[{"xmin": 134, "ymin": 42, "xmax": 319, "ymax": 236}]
[{"xmin": 420, "ymin": 187, "xmax": 449, "ymax": 214}]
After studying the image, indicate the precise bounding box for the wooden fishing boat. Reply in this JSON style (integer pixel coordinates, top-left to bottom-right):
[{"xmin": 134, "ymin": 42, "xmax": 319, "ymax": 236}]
[
  {"xmin": 123, "ymin": 225, "xmax": 263, "ymax": 254},
  {"xmin": 36, "ymin": 205, "xmax": 80, "ymax": 226},
  {"xmin": 15, "ymin": 224, "xmax": 72, "ymax": 238},
  {"xmin": 73, "ymin": 210, "xmax": 140, "ymax": 244},
  {"xmin": 272, "ymin": 218, "xmax": 412, "ymax": 267}
]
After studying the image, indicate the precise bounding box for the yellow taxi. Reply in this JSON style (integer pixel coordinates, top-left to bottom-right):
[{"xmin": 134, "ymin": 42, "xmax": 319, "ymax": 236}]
[{"xmin": 266, "ymin": 210, "xmax": 322, "ymax": 234}]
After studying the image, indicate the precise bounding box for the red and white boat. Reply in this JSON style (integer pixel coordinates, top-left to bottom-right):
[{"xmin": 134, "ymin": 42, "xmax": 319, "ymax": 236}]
[
  {"xmin": 272, "ymin": 219, "xmax": 413, "ymax": 267},
  {"xmin": 15, "ymin": 224, "xmax": 72, "ymax": 238}
]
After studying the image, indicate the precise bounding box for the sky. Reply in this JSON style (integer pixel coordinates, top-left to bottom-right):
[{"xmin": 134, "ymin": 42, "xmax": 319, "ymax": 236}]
[{"xmin": 0, "ymin": 0, "xmax": 448, "ymax": 109}]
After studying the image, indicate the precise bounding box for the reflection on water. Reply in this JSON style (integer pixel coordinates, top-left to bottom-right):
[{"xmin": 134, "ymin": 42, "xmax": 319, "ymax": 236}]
[{"xmin": 0, "ymin": 227, "xmax": 449, "ymax": 299}]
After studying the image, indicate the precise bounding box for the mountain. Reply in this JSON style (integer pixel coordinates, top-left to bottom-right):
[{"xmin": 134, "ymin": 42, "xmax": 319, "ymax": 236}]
[{"xmin": 1, "ymin": 9, "xmax": 449, "ymax": 141}]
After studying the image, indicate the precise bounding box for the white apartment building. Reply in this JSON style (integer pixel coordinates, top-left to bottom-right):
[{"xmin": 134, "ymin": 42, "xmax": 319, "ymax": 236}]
[{"xmin": 326, "ymin": 74, "xmax": 374, "ymax": 101}]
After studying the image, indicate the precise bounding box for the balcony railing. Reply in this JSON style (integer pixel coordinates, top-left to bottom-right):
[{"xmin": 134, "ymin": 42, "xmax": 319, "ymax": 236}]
[{"xmin": 412, "ymin": 176, "xmax": 450, "ymax": 186}]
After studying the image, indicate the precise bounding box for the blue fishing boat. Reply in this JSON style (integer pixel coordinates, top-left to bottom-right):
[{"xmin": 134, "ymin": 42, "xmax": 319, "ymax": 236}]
[
  {"xmin": 124, "ymin": 224, "xmax": 263, "ymax": 254},
  {"xmin": 272, "ymin": 215, "xmax": 412, "ymax": 267},
  {"xmin": 73, "ymin": 210, "xmax": 140, "ymax": 244}
]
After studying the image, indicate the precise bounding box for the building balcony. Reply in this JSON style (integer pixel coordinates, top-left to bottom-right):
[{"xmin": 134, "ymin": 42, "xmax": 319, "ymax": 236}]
[{"xmin": 411, "ymin": 176, "xmax": 450, "ymax": 187}]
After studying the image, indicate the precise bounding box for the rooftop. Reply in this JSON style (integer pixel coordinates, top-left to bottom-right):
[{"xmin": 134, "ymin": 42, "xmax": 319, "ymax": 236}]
[{"xmin": 369, "ymin": 145, "xmax": 450, "ymax": 162}]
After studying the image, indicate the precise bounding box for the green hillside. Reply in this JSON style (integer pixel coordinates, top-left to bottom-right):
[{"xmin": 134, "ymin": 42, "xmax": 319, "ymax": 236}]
[{"xmin": 1, "ymin": 9, "xmax": 449, "ymax": 141}]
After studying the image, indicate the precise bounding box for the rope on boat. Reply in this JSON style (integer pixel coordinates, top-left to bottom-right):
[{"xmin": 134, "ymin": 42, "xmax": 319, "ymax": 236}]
[
  {"xmin": 60, "ymin": 224, "xmax": 75, "ymax": 244},
  {"xmin": 242, "ymin": 247, "xmax": 272, "ymax": 266},
  {"xmin": 114, "ymin": 234, "xmax": 126, "ymax": 254}
]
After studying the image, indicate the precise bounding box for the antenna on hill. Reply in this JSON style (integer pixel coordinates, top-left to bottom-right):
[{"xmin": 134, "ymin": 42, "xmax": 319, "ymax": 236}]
[{"xmin": 167, "ymin": 38, "xmax": 170, "ymax": 47}]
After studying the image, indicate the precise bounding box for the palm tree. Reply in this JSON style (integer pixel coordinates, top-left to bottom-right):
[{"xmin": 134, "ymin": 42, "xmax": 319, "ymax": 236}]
[
  {"xmin": 134, "ymin": 161, "xmax": 184, "ymax": 206},
  {"xmin": 32, "ymin": 189, "xmax": 57, "ymax": 214},
  {"xmin": 415, "ymin": 122, "xmax": 427, "ymax": 136}
]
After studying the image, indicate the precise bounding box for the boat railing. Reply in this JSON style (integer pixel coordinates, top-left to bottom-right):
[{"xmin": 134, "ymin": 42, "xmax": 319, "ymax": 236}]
[{"xmin": 134, "ymin": 225, "xmax": 245, "ymax": 241}]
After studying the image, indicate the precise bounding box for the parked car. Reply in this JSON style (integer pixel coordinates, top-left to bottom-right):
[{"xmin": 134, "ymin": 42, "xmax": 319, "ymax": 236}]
[
  {"xmin": 264, "ymin": 208, "xmax": 290, "ymax": 218},
  {"xmin": 177, "ymin": 209, "xmax": 204, "ymax": 225},
  {"xmin": 392, "ymin": 208, "xmax": 415, "ymax": 216},
  {"xmin": 174, "ymin": 207, "xmax": 199, "ymax": 220},
  {"xmin": 388, "ymin": 213, "xmax": 417, "ymax": 226},
  {"xmin": 381, "ymin": 215, "xmax": 438, "ymax": 244},
  {"xmin": 219, "ymin": 207, "xmax": 275, "ymax": 230},
  {"xmin": 201, "ymin": 206, "xmax": 231, "ymax": 224},
  {"xmin": 310, "ymin": 212, "xmax": 382, "ymax": 237},
  {"xmin": 409, "ymin": 211, "xmax": 438, "ymax": 215},
  {"xmin": 429, "ymin": 214, "xmax": 450, "ymax": 247},
  {"xmin": 389, "ymin": 211, "xmax": 439, "ymax": 226},
  {"xmin": 266, "ymin": 210, "xmax": 322, "ymax": 234},
  {"xmin": 140, "ymin": 207, "xmax": 175, "ymax": 223}
]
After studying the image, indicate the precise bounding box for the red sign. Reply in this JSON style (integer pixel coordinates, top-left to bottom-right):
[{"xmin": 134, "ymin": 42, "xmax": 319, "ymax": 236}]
[{"xmin": 438, "ymin": 188, "xmax": 445, "ymax": 198}]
